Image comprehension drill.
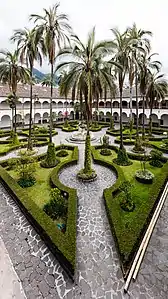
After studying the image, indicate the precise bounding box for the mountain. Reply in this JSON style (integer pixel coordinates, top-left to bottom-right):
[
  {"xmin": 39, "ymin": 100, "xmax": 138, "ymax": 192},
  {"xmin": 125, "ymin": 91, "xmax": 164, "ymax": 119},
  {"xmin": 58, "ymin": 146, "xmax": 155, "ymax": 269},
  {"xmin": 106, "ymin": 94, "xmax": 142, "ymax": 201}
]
[{"xmin": 33, "ymin": 68, "xmax": 46, "ymax": 81}]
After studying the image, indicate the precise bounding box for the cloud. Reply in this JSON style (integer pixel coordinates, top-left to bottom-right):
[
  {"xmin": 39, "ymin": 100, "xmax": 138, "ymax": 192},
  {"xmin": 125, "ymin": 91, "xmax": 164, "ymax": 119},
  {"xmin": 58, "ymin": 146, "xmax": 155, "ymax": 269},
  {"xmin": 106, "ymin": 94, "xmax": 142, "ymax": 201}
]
[{"xmin": 0, "ymin": 0, "xmax": 168, "ymax": 74}]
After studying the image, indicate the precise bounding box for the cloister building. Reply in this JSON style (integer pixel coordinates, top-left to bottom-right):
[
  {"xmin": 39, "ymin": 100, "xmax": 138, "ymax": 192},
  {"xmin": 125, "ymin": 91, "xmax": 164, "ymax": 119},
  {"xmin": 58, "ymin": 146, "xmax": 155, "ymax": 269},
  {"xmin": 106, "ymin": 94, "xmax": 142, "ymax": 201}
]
[{"xmin": 0, "ymin": 84, "xmax": 168, "ymax": 128}]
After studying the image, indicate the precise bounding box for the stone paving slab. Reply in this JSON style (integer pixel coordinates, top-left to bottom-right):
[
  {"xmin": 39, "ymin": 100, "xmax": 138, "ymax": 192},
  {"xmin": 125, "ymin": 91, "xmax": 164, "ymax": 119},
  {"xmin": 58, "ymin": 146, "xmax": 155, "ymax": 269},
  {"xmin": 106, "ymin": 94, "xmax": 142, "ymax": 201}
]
[
  {"xmin": 0, "ymin": 128, "xmax": 168, "ymax": 298},
  {"xmin": 0, "ymin": 237, "xmax": 26, "ymax": 299}
]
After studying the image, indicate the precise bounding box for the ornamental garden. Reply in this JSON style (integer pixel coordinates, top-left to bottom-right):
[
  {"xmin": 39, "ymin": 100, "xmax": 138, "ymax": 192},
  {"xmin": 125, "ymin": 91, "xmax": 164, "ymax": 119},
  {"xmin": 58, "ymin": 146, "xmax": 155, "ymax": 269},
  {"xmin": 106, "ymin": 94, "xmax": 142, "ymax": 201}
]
[{"xmin": 0, "ymin": 1, "xmax": 168, "ymax": 290}]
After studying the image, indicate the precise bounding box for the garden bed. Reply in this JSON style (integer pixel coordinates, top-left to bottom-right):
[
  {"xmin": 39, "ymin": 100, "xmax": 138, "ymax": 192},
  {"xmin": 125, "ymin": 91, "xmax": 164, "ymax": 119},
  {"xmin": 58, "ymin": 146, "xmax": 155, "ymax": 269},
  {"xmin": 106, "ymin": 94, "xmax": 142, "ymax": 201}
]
[
  {"xmin": 91, "ymin": 145, "xmax": 168, "ymax": 276},
  {"xmin": 0, "ymin": 144, "xmax": 78, "ymax": 280}
]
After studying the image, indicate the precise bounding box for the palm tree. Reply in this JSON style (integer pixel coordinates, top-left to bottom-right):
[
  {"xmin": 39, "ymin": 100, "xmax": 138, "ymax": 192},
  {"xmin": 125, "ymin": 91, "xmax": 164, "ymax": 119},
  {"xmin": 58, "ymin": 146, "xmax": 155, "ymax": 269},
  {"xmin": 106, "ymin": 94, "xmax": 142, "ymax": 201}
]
[
  {"xmin": 111, "ymin": 28, "xmax": 129, "ymax": 149},
  {"xmin": 56, "ymin": 28, "xmax": 117, "ymax": 129},
  {"xmin": 139, "ymin": 53, "xmax": 161, "ymax": 139},
  {"xmin": 146, "ymin": 72, "xmax": 167, "ymax": 135},
  {"xmin": 11, "ymin": 28, "xmax": 44, "ymax": 150},
  {"xmin": 0, "ymin": 49, "xmax": 30, "ymax": 132},
  {"xmin": 41, "ymin": 74, "xmax": 57, "ymax": 87},
  {"xmin": 56, "ymin": 28, "xmax": 117, "ymax": 177},
  {"xmin": 30, "ymin": 3, "xmax": 71, "ymax": 143},
  {"xmin": 127, "ymin": 23, "xmax": 152, "ymax": 135}
]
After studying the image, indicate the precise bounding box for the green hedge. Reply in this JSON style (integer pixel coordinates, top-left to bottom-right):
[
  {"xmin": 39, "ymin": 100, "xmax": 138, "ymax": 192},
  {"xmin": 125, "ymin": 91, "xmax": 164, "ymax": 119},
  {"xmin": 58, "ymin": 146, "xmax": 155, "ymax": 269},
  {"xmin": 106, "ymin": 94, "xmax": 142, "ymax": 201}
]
[
  {"xmin": 0, "ymin": 145, "xmax": 78, "ymax": 279},
  {"xmin": 92, "ymin": 145, "xmax": 168, "ymax": 276},
  {"xmin": 62, "ymin": 126, "xmax": 78, "ymax": 132}
]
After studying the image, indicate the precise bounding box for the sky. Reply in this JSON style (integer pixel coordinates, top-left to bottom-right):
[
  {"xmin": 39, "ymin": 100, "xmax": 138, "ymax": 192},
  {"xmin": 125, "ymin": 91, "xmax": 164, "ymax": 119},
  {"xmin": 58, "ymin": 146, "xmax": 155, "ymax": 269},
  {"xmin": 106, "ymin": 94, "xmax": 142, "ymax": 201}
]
[{"xmin": 0, "ymin": 0, "xmax": 168, "ymax": 73}]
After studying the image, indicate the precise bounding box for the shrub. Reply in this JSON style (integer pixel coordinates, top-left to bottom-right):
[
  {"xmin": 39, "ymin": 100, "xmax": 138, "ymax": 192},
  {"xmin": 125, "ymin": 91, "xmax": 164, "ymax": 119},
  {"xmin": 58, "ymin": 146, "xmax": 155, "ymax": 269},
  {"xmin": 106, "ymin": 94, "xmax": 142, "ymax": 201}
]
[
  {"xmin": 132, "ymin": 136, "xmax": 144, "ymax": 153},
  {"xmin": 100, "ymin": 148, "xmax": 112, "ymax": 156},
  {"xmin": 114, "ymin": 147, "xmax": 132, "ymax": 166},
  {"xmin": 135, "ymin": 169, "xmax": 154, "ymax": 184},
  {"xmin": 43, "ymin": 188, "xmax": 67, "ymax": 220},
  {"xmin": 38, "ymin": 127, "xmax": 48, "ymax": 134},
  {"xmin": 56, "ymin": 150, "xmax": 68, "ymax": 157},
  {"xmin": 84, "ymin": 131, "xmax": 92, "ymax": 173},
  {"xmin": 17, "ymin": 150, "xmax": 36, "ymax": 188},
  {"xmin": 149, "ymin": 149, "xmax": 163, "ymax": 168},
  {"xmin": 7, "ymin": 158, "xmax": 18, "ymax": 170},
  {"xmin": 119, "ymin": 181, "xmax": 135, "ymax": 212},
  {"xmin": 64, "ymin": 119, "xmax": 69, "ymax": 128},
  {"xmin": 40, "ymin": 143, "xmax": 58, "ymax": 168}
]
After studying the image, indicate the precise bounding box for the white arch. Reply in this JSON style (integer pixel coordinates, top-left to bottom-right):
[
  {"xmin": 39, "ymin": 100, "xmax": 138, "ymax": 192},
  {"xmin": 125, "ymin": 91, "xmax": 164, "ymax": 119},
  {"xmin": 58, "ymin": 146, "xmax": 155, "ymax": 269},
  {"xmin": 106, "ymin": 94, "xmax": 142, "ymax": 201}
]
[
  {"xmin": 151, "ymin": 113, "xmax": 159, "ymax": 123},
  {"xmin": 161, "ymin": 114, "xmax": 168, "ymax": 126},
  {"xmin": 113, "ymin": 112, "xmax": 119, "ymax": 122},
  {"xmin": 34, "ymin": 113, "xmax": 41, "ymax": 124},
  {"xmin": 1, "ymin": 101, "xmax": 9, "ymax": 109},
  {"xmin": 24, "ymin": 113, "xmax": 30, "ymax": 125},
  {"xmin": 34, "ymin": 101, "xmax": 41, "ymax": 109},
  {"xmin": 106, "ymin": 101, "xmax": 111, "ymax": 108},
  {"xmin": 43, "ymin": 101, "xmax": 49, "ymax": 109},
  {"xmin": 1, "ymin": 115, "xmax": 11, "ymax": 127},
  {"xmin": 122, "ymin": 112, "xmax": 128, "ymax": 123},
  {"xmin": 23, "ymin": 101, "xmax": 30, "ymax": 109},
  {"xmin": 113, "ymin": 101, "xmax": 119, "ymax": 108},
  {"xmin": 139, "ymin": 113, "xmax": 148, "ymax": 125}
]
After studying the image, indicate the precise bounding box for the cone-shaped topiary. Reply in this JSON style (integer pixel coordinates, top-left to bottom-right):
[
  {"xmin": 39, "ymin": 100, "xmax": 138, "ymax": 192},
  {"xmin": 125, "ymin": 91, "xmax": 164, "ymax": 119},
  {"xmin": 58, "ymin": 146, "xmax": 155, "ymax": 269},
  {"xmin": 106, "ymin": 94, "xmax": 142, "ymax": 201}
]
[
  {"xmin": 114, "ymin": 147, "xmax": 132, "ymax": 166},
  {"xmin": 77, "ymin": 131, "xmax": 97, "ymax": 181},
  {"xmin": 84, "ymin": 131, "xmax": 92, "ymax": 173},
  {"xmin": 12, "ymin": 132, "xmax": 20, "ymax": 146},
  {"xmin": 40, "ymin": 143, "xmax": 58, "ymax": 168}
]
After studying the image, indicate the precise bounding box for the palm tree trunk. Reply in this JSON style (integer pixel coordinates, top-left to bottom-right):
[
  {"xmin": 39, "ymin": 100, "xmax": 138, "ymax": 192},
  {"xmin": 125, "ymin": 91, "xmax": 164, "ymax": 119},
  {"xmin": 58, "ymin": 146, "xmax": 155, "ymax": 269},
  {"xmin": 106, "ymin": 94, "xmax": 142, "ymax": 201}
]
[
  {"xmin": 14, "ymin": 102, "xmax": 17, "ymax": 133},
  {"xmin": 28, "ymin": 67, "xmax": 33, "ymax": 150},
  {"xmin": 49, "ymin": 62, "xmax": 54, "ymax": 143},
  {"xmin": 135, "ymin": 67, "xmax": 139, "ymax": 137},
  {"xmin": 149, "ymin": 106, "xmax": 152, "ymax": 136},
  {"xmin": 142, "ymin": 95, "xmax": 145, "ymax": 140},
  {"xmin": 119, "ymin": 88, "xmax": 124, "ymax": 149},
  {"xmin": 129, "ymin": 85, "xmax": 133, "ymax": 120},
  {"xmin": 11, "ymin": 108, "xmax": 14, "ymax": 131}
]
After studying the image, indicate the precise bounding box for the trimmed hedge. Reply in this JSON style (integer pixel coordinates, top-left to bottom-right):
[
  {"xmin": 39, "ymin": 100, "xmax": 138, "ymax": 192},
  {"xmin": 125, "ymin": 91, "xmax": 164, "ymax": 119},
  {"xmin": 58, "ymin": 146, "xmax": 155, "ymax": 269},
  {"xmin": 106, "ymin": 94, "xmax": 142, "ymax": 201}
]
[
  {"xmin": 91, "ymin": 145, "xmax": 168, "ymax": 276},
  {"xmin": 62, "ymin": 126, "xmax": 78, "ymax": 132},
  {"xmin": 0, "ymin": 145, "xmax": 78, "ymax": 279}
]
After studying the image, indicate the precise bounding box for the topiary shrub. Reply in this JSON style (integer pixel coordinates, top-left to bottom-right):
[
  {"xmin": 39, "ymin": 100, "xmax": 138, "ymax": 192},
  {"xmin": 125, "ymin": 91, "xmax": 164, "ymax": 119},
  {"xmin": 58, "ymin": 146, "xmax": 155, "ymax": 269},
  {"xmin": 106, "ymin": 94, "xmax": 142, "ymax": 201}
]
[
  {"xmin": 77, "ymin": 131, "xmax": 97, "ymax": 181},
  {"xmin": 56, "ymin": 149, "xmax": 68, "ymax": 157},
  {"xmin": 64, "ymin": 119, "xmax": 69, "ymax": 128},
  {"xmin": 100, "ymin": 135, "xmax": 111, "ymax": 156},
  {"xmin": 149, "ymin": 149, "xmax": 163, "ymax": 168},
  {"xmin": 119, "ymin": 181, "xmax": 135, "ymax": 212},
  {"xmin": 100, "ymin": 148, "xmax": 112, "ymax": 156},
  {"xmin": 38, "ymin": 127, "xmax": 48, "ymax": 134},
  {"xmin": 132, "ymin": 136, "xmax": 144, "ymax": 153},
  {"xmin": 43, "ymin": 188, "xmax": 67, "ymax": 220},
  {"xmin": 40, "ymin": 143, "xmax": 58, "ymax": 168},
  {"xmin": 113, "ymin": 147, "xmax": 132, "ymax": 166},
  {"xmin": 17, "ymin": 150, "xmax": 36, "ymax": 188},
  {"xmin": 135, "ymin": 169, "xmax": 154, "ymax": 184}
]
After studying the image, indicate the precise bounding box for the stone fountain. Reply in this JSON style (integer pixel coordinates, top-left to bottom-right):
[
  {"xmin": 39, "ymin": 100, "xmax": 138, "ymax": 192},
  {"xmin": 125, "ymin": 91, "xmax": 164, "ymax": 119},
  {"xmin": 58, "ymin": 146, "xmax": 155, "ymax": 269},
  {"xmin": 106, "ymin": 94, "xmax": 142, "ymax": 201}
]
[{"xmin": 68, "ymin": 122, "xmax": 96, "ymax": 143}]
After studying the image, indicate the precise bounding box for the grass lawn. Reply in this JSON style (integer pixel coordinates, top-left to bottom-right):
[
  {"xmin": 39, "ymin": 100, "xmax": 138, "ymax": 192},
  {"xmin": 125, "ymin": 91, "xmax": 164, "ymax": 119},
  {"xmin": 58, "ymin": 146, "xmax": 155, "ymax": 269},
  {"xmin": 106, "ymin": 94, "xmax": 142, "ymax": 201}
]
[
  {"xmin": 94, "ymin": 148, "xmax": 168, "ymax": 272},
  {"xmin": 8, "ymin": 150, "xmax": 72, "ymax": 209},
  {"xmin": 123, "ymin": 128, "xmax": 136, "ymax": 135}
]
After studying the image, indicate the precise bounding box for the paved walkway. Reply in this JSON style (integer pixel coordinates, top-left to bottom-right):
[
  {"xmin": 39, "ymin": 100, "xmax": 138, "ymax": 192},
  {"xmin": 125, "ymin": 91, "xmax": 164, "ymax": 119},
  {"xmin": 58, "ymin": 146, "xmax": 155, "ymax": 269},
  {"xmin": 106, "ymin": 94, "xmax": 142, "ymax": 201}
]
[{"xmin": 0, "ymin": 128, "xmax": 167, "ymax": 298}]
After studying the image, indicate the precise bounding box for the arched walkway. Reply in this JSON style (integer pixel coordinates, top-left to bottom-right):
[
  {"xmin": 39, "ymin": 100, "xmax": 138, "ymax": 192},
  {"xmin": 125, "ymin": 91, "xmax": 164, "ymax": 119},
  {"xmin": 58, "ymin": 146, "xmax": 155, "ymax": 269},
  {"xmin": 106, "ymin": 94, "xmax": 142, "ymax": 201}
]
[
  {"xmin": 113, "ymin": 112, "xmax": 119, "ymax": 122},
  {"xmin": 1, "ymin": 115, "xmax": 11, "ymax": 127},
  {"xmin": 34, "ymin": 113, "xmax": 41, "ymax": 124},
  {"xmin": 161, "ymin": 114, "xmax": 168, "ymax": 126},
  {"xmin": 24, "ymin": 113, "xmax": 30, "ymax": 125}
]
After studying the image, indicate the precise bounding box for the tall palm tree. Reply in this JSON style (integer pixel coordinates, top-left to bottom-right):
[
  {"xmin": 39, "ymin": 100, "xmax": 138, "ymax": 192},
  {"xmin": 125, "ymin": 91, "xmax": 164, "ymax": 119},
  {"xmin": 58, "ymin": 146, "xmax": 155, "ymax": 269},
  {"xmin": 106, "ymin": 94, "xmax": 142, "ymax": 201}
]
[
  {"xmin": 146, "ymin": 72, "xmax": 167, "ymax": 135},
  {"xmin": 56, "ymin": 28, "xmax": 117, "ymax": 129},
  {"xmin": 0, "ymin": 49, "xmax": 30, "ymax": 132},
  {"xmin": 11, "ymin": 28, "xmax": 44, "ymax": 150},
  {"xmin": 56, "ymin": 28, "xmax": 117, "ymax": 176},
  {"xmin": 111, "ymin": 28, "xmax": 129, "ymax": 149},
  {"xmin": 30, "ymin": 3, "xmax": 71, "ymax": 143},
  {"xmin": 127, "ymin": 23, "xmax": 152, "ymax": 135},
  {"xmin": 139, "ymin": 53, "xmax": 161, "ymax": 139}
]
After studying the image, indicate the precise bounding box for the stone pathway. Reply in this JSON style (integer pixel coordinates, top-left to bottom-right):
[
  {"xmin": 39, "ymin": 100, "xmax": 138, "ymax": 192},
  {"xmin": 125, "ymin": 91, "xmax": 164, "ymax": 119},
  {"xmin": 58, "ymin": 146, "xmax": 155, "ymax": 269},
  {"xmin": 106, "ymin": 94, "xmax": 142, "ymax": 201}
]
[
  {"xmin": 0, "ymin": 128, "xmax": 168, "ymax": 298},
  {"xmin": 0, "ymin": 237, "xmax": 26, "ymax": 299}
]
